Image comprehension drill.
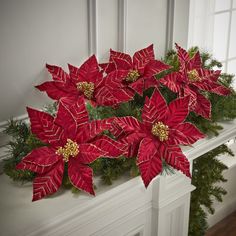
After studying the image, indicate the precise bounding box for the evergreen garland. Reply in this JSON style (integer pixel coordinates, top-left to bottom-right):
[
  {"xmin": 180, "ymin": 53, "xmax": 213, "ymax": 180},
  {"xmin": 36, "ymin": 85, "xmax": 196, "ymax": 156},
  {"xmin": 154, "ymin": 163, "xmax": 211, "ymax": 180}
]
[
  {"xmin": 188, "ymin": 144, "xmax": 234, "ymax": 236},
  {"xmin": 2, "ymin": 47, "xmax": 236, "ymax": 232}
]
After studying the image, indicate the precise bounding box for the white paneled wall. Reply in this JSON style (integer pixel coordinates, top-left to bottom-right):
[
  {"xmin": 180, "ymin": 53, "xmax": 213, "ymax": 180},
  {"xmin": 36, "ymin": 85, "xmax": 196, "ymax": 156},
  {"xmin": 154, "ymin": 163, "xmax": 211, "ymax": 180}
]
[
  {"xmin": 126, "ymin": 0, "xmax": 168, "ymax": 57},
  {"xmin": 0, "ymin": 0, "xmax": 89, "ymax": 122},
  {"xmin": 0, "ymin": 0, "xmax": 175, "ymax": 124}
]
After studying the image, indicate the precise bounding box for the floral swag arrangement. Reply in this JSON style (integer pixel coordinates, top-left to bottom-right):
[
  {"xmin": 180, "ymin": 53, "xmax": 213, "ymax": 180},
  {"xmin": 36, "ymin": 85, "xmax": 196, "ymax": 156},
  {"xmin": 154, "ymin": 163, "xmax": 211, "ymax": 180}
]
[{"xmin": 4, "ymin": 44, "xmax": 235, "ymax": 202}]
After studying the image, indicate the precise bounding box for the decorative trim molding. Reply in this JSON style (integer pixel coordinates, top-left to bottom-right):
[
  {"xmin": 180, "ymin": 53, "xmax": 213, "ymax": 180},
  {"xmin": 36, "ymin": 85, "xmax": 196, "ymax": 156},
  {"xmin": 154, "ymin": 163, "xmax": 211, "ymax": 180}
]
[
  {"xmin": 166, "ymin": 0, "xmax": 175, "ymax": 51},
  {"xmin": 118, "ymin": 0, "xmax": 127, "ymax": 52},
  {"xmin": 88, "ymin": 0, "xmax": 98, "ymax": 56},
  {"xmin": 187, "ymin": 120, "xmax": 236, "ymax": 162}
]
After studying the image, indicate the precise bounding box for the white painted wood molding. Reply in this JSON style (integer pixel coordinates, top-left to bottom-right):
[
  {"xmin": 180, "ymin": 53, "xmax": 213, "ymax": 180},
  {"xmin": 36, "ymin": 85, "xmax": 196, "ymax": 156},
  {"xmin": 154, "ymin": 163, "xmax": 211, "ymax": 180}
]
[{"xmin": 0, "ymin": 120, "xmax": 235, "ymax": 236}]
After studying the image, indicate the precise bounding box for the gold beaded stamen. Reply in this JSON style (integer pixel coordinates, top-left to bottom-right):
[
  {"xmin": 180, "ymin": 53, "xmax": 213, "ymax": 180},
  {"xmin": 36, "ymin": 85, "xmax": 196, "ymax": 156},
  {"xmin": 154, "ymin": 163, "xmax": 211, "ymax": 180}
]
[
  {"xmin": 77, "ymin": 81, "xmax": 95, "ymax": 99},
  {"xmin": 56, "ymin": 139, "xmax": 79, "ymax": 162},
  {"xmin": 151, "ymin": 122, "xmax": 169, "ymax": 142},
  {"xmin": 187, "ymin": 69, "xmax": 201, "ymax": 82},
  {"xmin": 125, "ymin": 70, "xmax": 140, "ymax": 82}
]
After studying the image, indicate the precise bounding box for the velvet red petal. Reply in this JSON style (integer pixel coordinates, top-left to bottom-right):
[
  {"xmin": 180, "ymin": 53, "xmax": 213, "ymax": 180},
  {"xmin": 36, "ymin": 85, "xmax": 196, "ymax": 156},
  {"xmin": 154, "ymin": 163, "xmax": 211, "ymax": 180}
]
[
  {"xmin": 112, "ymin": 57, "xmax": 132, "ymax": 70},
  {"xmin": 36, "ymin": 81, "xmax": 76, "ymax": 101},
  {"xmin": 142, "ymin": 89, "xmax": 167, "ymax": 126},
  {"xmin": 68, "ymin": 160, "xmax": 95, "ymax": 195},
  {"xmin": 114, "ymin": 116, "xmax": 143, "ymax": 134},
  {"xmin": 129, "ymin": 78, "xmax": 144, "ymax": 95},
  {"xmin": 76, "ymin": 118, "xmax": 113, "ymax": 143},
  {"xmin": 92, "ymin": 135, "xmax": 126, "ymax": 158},
  {"xmin": 16, "ymin": 147, "xmax": 61, "ymax": 174},
  {"xmin": 187, "ymin": 51, "xmax": 201, "ymax": 71},
  {"xmin": 46, "ymin": 64, "xmax": 69, "ymax": 82},
  {"xmin": 160, "ymin": 72, "xmax": 183, "ymax": 93},
  {"xmin": 78, "ymin": 143, "xmax": 106, "ymax": 164},
  {"xmin": 59, "ymin": 97, "xmax": 89, "ymax": 127},
  {"xmin": 143, "ymin": 60, "xmax": 170, "ymax": 78},
  {"xmin": 110, "ymin": 49, "xmax": 133, "ymax": 66},
  {"xmin": 166, "ymin": 96, "xmax": 190, "ymax": 127},
  {"xmin": 137, "ymin": 138, "xmax": 162, "ymax": 187},
  {"xmin": 27, "ymin": 107, "xmax": 64, "ymax": 146},
  {"xmin": 95, "ymin": 70, "xmax": 134, "ymax": 106},
  {"xmin": 196, "ymin": 68, "xmax": 221, "ymax": 82},
  {"xmin": 99, "ymin": 62, "xmax": 116, "ymax": 74},
  {"xmin": 144, "ymin": 76, "xmax": 159, "ymax": 91},
  {"xmin": 164, "ymin": 146, "xmax": 191, "ymax": 178},
  {"xmin": 133, "ymin": 44, "xmax": 155, "ymax": 71},
  {"xmin": 54, "ymin": 100, "xmax": 77, "ymax": 140},
  {"xmin": 193, "ymin": 93, "xmax": 211, "ymax": 119},
  {"xmin": 175, "ymin": 43, "xmax": 190, "ymax": 70},
  {"xmin": 194, "ymin": 79, "xmax": 231, "ymax": 96},
  {"xmin": 68, "ymin": 55, "xmax": 101, "ymax": 84},
  {"xmin": 32, "ymin": 160, "xmax": 64, "ymax": 201},
  {"xmin": 168, "ymin": 122, "xmax": 205, "ymax": 146},
  {"xmin": 121, "ymin": 133, "xmax": 146, "ymax": 158}
]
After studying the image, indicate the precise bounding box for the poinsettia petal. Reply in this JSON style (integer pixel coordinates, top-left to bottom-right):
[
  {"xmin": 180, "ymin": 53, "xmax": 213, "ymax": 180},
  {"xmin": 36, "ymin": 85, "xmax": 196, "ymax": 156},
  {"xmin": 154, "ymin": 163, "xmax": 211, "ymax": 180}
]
[
  {"xmin": 100, "ymin": 62, "xmax": 116, "ymax": 74},
  {"xmin": 68, "ymin": 160, "xmax": 95, "ymax": 195},
  {"xmin": 194, "ymin": 79, "xmax": 231, "ymax": 96},
  {"xmin": 144, "ymin": 76, "xmax": 159, "ymax": 91},
  {"xmin": 16, "ymin": 147, "xmax": 61, "ymax": 174},
  {"xmin": 133, "ymin": 44, "xmax": 155, "ymax": 71},
  {"xmin": 36, "ymin": 81, "xmax": 76, "ymax": 101},
  {"xmin": 110, "ymin": 49, "xmax": 133, "ymax": 66},
  {"xmin": 187, "ymin": 51, "xmax": 201, "ymax": 71},
  {"xmin": 27, "ymin": 107, "xmax": 65, "ymax": 146},
  {"xmin": 142, "ymin": 89, "xmax": 168, "ymax": 126},
  {"xmin": 166, "ymin": 96, "xmax": 190, "ymax": 127},
  {"xmin": 114, "ymin": 116, "xmax": 143, "ymax": 134},
  {"xmin": 184, "ymin": 87, "xmax": 197, "ymax": 109},
  {"xmin": 76, "ymin": 118, "xmax": 113, "ymax": 143},
  {"xmin": 164, "ymin": 145, "xmax": 191, "ymax": 177},
  {"xmin": 121, "ymin": 132, "xmax": 146, "ymax": 158},
  {"xmin": 137, "ymin": 138, "xmax": 157, "ymax": 164},
  {"xmin": 137, "ymin": 138, "xmax": 163, "ymax": 187},
  {"xmin": 175, "ymin": 43, "xmax": 190, "ymax": 70},
  {"xmin": 92, "ymin": 135, "xmax": 127, "ymax": 158},
  {"xmin": 46, "ymin": 64, "xmax": 70, "ymax": 82},
  {"xmin": 196, "ymin": 68, "xmax": 221, "ymax": 82},
  {"xmin": 208, "ymin": 82, "xmax": 231, "ymax": 95},
  {"xmin": 129, "ymin": 78, "xmax": 144, "ymax": 95},
  {"xmin": 112, "ymin": 57, "xmax": 132, "ymax": 70},
  {"xmin": 95, "ymin": 70, "xmax": 134, "ymax": 106},
  {"xmin": 143, "ymin": 60, "xmax": 170, "ymax": 78},
  {"xmin": 160, "ymin": 72, "xmax": 183, "ymax": 93},
  {"xmin": 68, "ymin": 55, "xmax": 101, "ymax": 84},
  {"xmin": 78, "ymin": 143, "xmax": 106, "ymax": 164},
  {"xmin": 168, "ymin": 122, "xmax": 205, "ymax": 145},
  {"xmin": 59, "ymin": 96, "xmax": 89, "ymax": 126},
  {"xmin": 54, "ymin": 100, "xmax": 77, "ymax": 139},
  {"xmin": 32, "ymin": 160, "xmax": 64, "ymax": 201},
  {"xmin": 193, "ymin": 93, "xmax": 211, "ymax": 119}
]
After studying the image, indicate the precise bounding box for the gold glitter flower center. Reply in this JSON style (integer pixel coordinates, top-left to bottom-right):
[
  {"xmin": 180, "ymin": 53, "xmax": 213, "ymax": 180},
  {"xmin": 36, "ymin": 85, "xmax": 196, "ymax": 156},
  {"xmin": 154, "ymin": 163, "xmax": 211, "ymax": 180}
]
[
  {"xmin": 187, "ymin": 69, "xmax": 201, "ymax": 82},
  {"xmin": 77, "ymin": 81, "xmax": 95, "ymax": 99},
  {"xmin": 56, "ymin": 139, "xmax": 79, "ymax": 162},
  {"xmin": 125, "ymin": 70, "xmax": 140, "ymax": 82},
  {"xmin": 151, "ymin": 122, "xmax": 169, "ymax": 141}
]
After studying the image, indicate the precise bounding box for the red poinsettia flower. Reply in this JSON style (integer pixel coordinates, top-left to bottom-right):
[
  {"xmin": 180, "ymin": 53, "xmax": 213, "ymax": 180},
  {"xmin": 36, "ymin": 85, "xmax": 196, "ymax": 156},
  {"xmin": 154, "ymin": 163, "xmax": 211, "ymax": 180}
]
[
  {"xmin": 160, "ymin": 43, "xmax": 231, "ymax": 119},
  {"xmin": 16, "ymin": 97, "xmax": 125, "ymax": 201},
  {"xmin": 100, "ymin": 45, "xmax": 170, "ymax": 96},
  {"xmin": 112, "ymin": 89, "xmax": 205, "ymax": 187},
  {"xmin": 36, "ymin": 55, "xmax": 133, "ymax": 106}
]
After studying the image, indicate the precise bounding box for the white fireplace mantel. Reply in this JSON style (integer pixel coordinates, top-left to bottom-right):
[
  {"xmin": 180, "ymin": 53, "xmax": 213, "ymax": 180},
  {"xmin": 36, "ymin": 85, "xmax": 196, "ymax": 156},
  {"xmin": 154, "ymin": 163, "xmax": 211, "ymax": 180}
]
[{"xmin": 0, "ymin": 120, "xmax": 235, "ymax": 236}]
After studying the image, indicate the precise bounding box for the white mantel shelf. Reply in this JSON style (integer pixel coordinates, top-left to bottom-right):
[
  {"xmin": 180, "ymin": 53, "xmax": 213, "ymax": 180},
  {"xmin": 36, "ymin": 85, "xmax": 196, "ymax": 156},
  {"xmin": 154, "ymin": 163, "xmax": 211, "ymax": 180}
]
[{"xmin": 0, "ymin": 120, "xmax": 235, "ymax": 236}]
